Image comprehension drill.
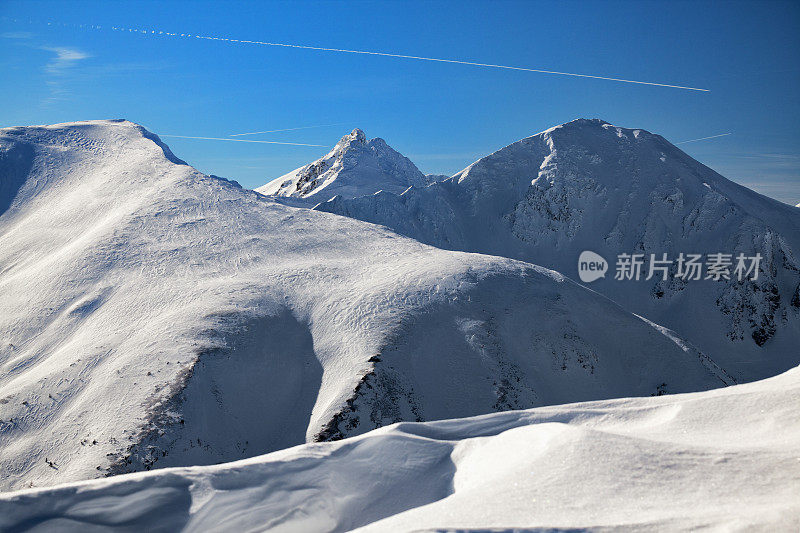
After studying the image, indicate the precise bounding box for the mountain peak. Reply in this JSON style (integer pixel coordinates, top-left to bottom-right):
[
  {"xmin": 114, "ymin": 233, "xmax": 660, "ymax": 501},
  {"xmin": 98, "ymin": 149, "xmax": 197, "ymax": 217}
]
[
  {"xmin": 256, "ymin": 128, "xmax": 428, "ymax": 201},
  {"xmin": 534, "ymin": 118, "xmax": 612, "ymax": 137},
  {"xmin": 562, "ymin": 118, "xmax": 612, "ymax": 128},
  {"xmin": 316, "ymin": 119, "xmax": 800, "ymax": 380},
  {"xmin": 541, "ymin": 118, "xmax": 656, "ymax": 142},
  {"xmin": 347, "ymin": 128, "xmax": 367, "ymax": 143},
  {"xmin": 333, "ymin": 128, "xmax": 367, "ymax": 152}
]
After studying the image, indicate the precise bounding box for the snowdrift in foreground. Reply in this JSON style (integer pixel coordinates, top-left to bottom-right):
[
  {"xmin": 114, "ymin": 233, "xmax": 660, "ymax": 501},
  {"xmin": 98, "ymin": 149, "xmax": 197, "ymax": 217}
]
[
  {"xmin": 0, "ymin": 120, "xmax": 727, "ymax": 491},
  {"xmin": 2, "ymin": 364, "xmax": 798, "ymax": 532}
]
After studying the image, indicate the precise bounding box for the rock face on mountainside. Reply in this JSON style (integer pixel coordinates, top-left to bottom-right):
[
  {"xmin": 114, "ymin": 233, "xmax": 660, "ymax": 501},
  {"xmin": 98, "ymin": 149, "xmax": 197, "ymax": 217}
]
[
  {"xmin": 315, "ymin": 119, "xmax": 800, "ymax": 382},
  {"xmin": 256, "ymin": 128, "xmax": 433, "ymax": 202},
  {"xmin": 0, "ymin": 120, "xmax": 730, "ymax": 490}
]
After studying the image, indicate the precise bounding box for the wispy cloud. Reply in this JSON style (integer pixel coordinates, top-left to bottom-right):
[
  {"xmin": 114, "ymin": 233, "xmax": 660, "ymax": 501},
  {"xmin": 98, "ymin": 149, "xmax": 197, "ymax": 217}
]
[
  {"xmin": 83, "ymin": 61, "xmax": 169, "ymax": 76},
  {"xmin": 42, "ymin": 46, "xmax": 90, "ymax": 74},
  {"xmin": 159, "ymin": 134, "xmax": 325, "ymax": 146},
  {"xmin": 52, "ymin": 21, "xmax": 710, "ymax": 92},
  {"xmin": 229, "ymin": 123, "xmax": 348, "ymax": 137},
  {"xmin": 39, "ymin": 46, "xmax": 90, "ymax": 104},
  {"xmin": 675, "ymin": 133, "xmax": 732, "ymax": 144},
  {"xmin": 707, "ymin": 152, "xmax": 800, "ymax": 205},
  {"xmin": 407, "ymin": 152, "xmax": 486, "ymax": 161},
  {"xmin": 1, "ymin": 31, "xmax": 34, "ymax": 39}
]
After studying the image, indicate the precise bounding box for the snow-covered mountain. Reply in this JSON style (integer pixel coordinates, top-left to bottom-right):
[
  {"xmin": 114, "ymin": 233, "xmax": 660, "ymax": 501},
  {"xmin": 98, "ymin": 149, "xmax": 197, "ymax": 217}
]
[
  {"xmin": 255, "ymin": 128, "xmax": 432, "ymax": 202},
  {"xmin": 316, "ymin": 119, "xmax": 800, "ymax": 382},
  {"xmin": 0, "ymin": 120, "xmax": 731, "ymax": 491},
  {"xmin": 2, "ymin": 362, "xmax": 797, "ymax": 532}
]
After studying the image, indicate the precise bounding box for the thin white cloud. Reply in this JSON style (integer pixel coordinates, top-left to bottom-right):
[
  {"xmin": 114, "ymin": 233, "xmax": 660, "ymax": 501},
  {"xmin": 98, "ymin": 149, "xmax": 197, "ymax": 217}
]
[
  {"xmin": 229, "ymin": 123, "xmax": 348, "ymax": 137},
  {"xmin": 42, "ymin": 47, "xmax": 90, "ymax": 74},
  {"xmin": 160, "ymin": 134, "xmax": 325, "ymax": 146},
  {"xmin": 37, "ymin": 46, "xmax": 90, "ymax": 105},
  {"xmin": 407, "ymin": 152, "xmax": 486, "ymax": 161},
  {"xmin": 65, "ymin": 21, "xmax": 710, "ymax": 92},
  {"xmin": 675, "ymin": 133, "xmax": 732, "ymax": 144},
  {"xmin": 207, "ymin": 39, "xmax": 710, "ymax": 92},
  {"xmin": 1, "ymin": 31, "xmax": 34, "ymax": 39}
]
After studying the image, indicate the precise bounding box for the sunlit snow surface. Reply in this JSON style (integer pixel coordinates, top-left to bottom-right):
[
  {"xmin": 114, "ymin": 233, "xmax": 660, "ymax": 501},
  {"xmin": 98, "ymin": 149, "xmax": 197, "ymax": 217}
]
[
  {"xmin": 0, "ymin": 121, "xmax": 729, "ymax": 492},
  {"xmin": 316, "ymin": 119, "xmax": 800, "ymax": 383},
  {"xmin": 256, "ymin": 128, "xmax": 435, "ymax": 202},
  {"xmin": 1, "ymin": 364, "xmax": 798, "ymax": 532}
]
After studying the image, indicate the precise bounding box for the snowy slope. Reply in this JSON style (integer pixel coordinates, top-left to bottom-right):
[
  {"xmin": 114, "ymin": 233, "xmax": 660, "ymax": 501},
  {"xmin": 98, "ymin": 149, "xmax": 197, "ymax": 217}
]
[
  {"xmin": 2, "ymin": 364, "xmax": 797, "ymax": 532},
  {"xmin": 256, "ymin": 128, "xmax": 431, "ymax": 202},
  {"xmin": 0, "ymin": 120, "xmax": 730, "ymax": 491},
  {"xmin": 316, "ymin": 119, "xmax": 800, "ymax": 382}
]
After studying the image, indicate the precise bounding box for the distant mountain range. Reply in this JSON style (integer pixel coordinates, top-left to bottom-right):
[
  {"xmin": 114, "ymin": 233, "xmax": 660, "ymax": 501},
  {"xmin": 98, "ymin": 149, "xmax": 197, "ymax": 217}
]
[
  {"xmin": 283, "ymin": 120, "xmax": 800, "ymax": 382},
  {"xmin": 0, "ymin": 120, "xmax": 730, "ymax": 491}
]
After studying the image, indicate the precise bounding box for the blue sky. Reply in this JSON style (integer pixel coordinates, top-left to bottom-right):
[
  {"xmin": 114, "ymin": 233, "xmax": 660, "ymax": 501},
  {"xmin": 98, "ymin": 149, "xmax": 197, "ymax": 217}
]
[{"xmin": 1, "ymin": 0, "xmax": 799, "ymax": 203}]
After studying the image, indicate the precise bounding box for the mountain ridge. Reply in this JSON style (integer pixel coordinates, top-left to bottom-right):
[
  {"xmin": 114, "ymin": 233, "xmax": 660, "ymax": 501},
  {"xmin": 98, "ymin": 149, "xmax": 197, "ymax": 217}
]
[
  {"xmin": 313, "ymin": 119, "xmax": 800, "ymax": 381},
  {"xmin": 0, "ymin": 119, "xmax": 728, "ymax": 490}
]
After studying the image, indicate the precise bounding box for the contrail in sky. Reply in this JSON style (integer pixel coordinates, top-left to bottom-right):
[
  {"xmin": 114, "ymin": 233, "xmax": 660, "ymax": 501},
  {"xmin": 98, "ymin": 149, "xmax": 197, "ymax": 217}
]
[
  {"xmin": 160, "ymin": 134, "xmax": 325, "ymax": 146},
  {"xmin": 30, "ymin": 19, "xmax": 711, "ymax": 92},
  {"xmin": 675, "ymin": 133, "xmax": 732, "ymax": 144},
  {"xmin": 229, "ymin": 123, "xmax": 348, "ymax": 137}
]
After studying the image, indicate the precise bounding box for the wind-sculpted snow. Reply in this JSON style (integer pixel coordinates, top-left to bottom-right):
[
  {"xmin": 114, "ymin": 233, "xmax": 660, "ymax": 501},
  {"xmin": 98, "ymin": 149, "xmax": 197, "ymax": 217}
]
[
  {"xmin": 1, "ymin": 364, "xmax": 797, "ymax": 532},
  {"xmin": 256, "ymin": 128, "xmax": 434, "ymax": 202},
  {"xmin": 316, "ymin": 119, "xmax": 800, "ymax": 382},
  {"xmin": 0, "ymin": 120, "xmax": 730, "ymax": 491}
]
